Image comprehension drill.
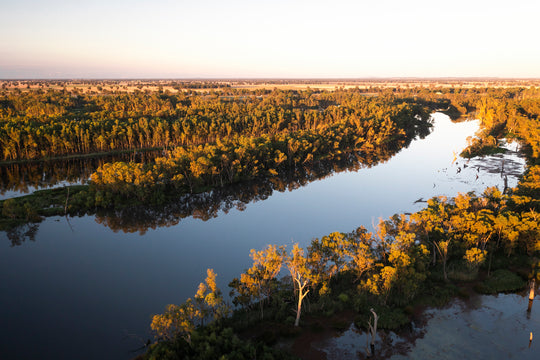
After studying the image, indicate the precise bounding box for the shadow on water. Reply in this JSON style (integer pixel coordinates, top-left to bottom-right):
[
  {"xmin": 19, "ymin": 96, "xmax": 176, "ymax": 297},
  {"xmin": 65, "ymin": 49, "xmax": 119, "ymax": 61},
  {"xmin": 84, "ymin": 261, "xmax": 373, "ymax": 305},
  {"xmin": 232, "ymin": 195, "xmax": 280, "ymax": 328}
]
[{"xmin": 6, "ymin": 115, "xmax": 528, "ymax": 246}]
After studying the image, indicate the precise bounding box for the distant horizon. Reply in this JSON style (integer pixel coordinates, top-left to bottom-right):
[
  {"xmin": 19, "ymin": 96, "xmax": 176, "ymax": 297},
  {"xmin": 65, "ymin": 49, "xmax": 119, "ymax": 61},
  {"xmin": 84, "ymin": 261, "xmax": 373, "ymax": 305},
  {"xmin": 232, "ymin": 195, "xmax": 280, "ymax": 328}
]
[
  {"xmin": 3, "ymin": 76, "xmax": 540, "ymax": 81},
  {"xmin": 3, "ymin": 1, "xmax": 540, "ymax": 79}
]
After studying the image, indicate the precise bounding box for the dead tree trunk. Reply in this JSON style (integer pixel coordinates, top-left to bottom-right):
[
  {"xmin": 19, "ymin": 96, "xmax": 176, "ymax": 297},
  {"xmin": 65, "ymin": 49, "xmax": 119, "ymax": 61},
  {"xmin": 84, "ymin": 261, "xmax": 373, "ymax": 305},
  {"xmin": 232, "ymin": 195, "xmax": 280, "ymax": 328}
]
[
  {"xmin": 528, "ymin": 279, "xmax": 535, "ymax": 313},
  {"xmin": 366, "ymin": 308, "xmax": 378, "ymax": 357}
]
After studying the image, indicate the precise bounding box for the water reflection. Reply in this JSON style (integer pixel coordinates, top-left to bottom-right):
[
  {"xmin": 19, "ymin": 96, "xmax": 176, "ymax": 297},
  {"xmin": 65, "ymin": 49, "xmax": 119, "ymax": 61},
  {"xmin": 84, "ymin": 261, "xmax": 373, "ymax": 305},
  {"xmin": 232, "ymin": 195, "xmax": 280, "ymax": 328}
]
[
  {"xmin": 0, "ymin": 150, "xmax": 161, "ymax": 199},
  {"xmin": 4, "ymin": 223, "xmax": 39, "ymax": 247},
  {"xmin": 95, "ymin": 151, "xmax": 406, "ymax": 234},
  {"xmin": 0, "ymin": 113, "xmax": 529, "ymax": 360},
  {"xmin": 89, "ymin": 119, "xmax": 526, "ymax": 236},
  {"xmin": 315, "ymin": 293, "xmax": 540, "ymax": 360},
  {"xmin": 5, "ymin": 119, "xmax": 432, "ymax": 242},
  {"xmin": 4, "ymin": 113, "xmax": 528, "ymax": 244}
]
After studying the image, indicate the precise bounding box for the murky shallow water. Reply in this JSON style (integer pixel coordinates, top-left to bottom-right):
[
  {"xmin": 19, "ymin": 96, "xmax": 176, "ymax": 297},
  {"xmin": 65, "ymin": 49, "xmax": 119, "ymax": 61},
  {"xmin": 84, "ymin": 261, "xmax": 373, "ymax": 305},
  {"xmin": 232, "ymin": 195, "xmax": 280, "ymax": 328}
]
[{"xmin": 316, "ymin": 293, "xmax": 540, "ymax": 360}]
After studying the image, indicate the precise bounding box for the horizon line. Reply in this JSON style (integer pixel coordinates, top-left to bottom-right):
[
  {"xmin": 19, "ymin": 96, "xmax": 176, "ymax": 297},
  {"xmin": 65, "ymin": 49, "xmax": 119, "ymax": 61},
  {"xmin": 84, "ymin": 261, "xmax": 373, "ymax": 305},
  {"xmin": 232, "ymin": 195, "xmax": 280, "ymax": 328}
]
[{"xmin": 3, "ymin": 76, "xmax": 540, "ymax": 82}]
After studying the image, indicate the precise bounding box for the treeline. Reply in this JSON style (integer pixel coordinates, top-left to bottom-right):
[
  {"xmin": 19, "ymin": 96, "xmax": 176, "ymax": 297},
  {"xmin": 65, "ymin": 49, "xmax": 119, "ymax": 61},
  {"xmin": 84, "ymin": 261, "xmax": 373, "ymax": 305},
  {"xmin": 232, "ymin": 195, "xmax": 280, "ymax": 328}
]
[
  {"xmin": 0, "ymin": 88, "xmax": 433, "ymax": 161},
  {"xmin": 1, "ymin": 152, "xmax": 375, "ymax": 240},
  {"xmin": 3, "ymin": 86, "xmax": 540, "ymax": 225},
  {"xmin": 0, "ymin": 149, "xmax": 393, "ymax": 244},
  {"xmin": 92, "ymin": 153, "xmax": 392, "ymax": 235},
  {"xmin": 6, "ymin": 107, "xmax": 427, "ymax": 220},
  {"xmin": 89, "ymin": 103, "xmax": 430, "ymax": 207},
  {"xmin": 146, "ymin": 149, "xmax": 540, "ymax": 359},
  {"xmin": 462, "ymin": 91, "xmax": 540, "ymax": 158},
  {"xmin": 173, "ymin": 81, "xmax": 231, "ymax": 89},
  {"xmin": 4, "ymin": 86, "xmax": 540, "ymax": 230},
  {"xmin": 4, "ymin": 85, "xmax": 537, "ymax": 163}
]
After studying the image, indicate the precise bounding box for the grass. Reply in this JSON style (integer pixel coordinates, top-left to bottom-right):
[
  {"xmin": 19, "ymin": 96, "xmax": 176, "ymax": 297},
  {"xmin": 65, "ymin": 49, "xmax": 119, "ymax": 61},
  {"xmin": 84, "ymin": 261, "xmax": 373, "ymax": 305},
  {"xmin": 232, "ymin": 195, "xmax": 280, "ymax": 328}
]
[
  {"xmin": 461, "ymin": 145, "xmax": 507, "ymax": 158},
  {"xmin": 354, "ymin": 305, "xmax": 409, "ymax": 331},
  {"xmin": 477, "ymin": 269, "xmax": 527, "ymax": 294}
]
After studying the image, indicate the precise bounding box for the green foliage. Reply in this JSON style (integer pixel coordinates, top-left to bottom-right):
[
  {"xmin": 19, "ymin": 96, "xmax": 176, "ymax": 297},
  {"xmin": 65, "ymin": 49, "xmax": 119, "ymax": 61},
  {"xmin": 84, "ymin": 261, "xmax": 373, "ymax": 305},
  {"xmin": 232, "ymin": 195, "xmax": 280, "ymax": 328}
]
[
  {"xmin": 144, "ymin": 327, "xmax": 298, "ymax": 360},
  {"xmin": 460, "ymin": 141, "xmax": 506, "ymax": 158},
  {"xmin": 477, "ymin": 269, "xmax": 527, "ymax": 294},
  {"xmin": 231, "ymin": 245, "xmax": 285, "ymax": 320},
  {"xmin": 0, "ymin": 185, "xmax": 92, "ymax": 229},
  {"xmin": 337, "ymin": 293, "xmax": 349, "ymax": 303},
  {"xmin": 447, "ymin": 261, "xmax": 480, "ymax": 281},
  {"xmin": 2, "ymin": 198, "xmax": 23, "ymax": 219},
  {"xmin": 415, "ymin": 281, "xmax": 459, "ymax": 307},
  {"xmin": 0, "ymin": 88, "xmax": 431, "ymax": 161},
  {"xmin": 151, "ymin": 269, "xmax": 229, "ymax": 344},
  {"xmin": 354, "ymin": 306, "xmax": 409, "ymax": 331}
]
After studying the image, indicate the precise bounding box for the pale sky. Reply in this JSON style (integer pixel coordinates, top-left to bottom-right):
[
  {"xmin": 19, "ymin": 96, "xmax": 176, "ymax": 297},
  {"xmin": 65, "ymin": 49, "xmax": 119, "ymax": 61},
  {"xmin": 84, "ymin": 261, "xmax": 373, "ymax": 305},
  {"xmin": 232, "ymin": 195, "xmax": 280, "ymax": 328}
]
[{"xmin": 1, "ymin": 0, "xmax": 539, "ymax": 79}]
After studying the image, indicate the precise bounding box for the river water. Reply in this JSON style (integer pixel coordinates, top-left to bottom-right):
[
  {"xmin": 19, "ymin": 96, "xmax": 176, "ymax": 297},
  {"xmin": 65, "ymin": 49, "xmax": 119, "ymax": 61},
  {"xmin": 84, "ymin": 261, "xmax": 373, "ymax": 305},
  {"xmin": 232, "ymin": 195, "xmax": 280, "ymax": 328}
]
[{"xmin": 0, "ymin": 113, "xmax": 527, "ymax": 359}]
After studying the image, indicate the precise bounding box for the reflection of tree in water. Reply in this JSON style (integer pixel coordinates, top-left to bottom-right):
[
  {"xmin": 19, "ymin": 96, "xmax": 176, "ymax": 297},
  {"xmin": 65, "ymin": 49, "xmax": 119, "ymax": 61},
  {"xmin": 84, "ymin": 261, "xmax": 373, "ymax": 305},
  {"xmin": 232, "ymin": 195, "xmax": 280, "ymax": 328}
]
[
  {"xmin": 2, "ymin": 122, "xmax": 431, "ymax": 241},
  {"xmin": 94, "ymin": 140, "xmax": 420, "ymax": 234},
  {"xmin": 0, "ymin": 150, "xmax": 160, "ymax": 195},
  {"xmin": 6, "ymin": 223, "xmax": 39, "ymax": 247}
]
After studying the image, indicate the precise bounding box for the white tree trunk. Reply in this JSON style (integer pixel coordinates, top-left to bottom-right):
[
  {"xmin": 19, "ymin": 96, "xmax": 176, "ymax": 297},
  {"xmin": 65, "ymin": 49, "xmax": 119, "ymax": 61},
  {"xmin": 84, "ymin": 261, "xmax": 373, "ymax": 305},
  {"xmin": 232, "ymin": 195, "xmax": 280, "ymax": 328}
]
[{"xmin": 294, "ymin": 290, "xmax": 302, "ymax": 327}]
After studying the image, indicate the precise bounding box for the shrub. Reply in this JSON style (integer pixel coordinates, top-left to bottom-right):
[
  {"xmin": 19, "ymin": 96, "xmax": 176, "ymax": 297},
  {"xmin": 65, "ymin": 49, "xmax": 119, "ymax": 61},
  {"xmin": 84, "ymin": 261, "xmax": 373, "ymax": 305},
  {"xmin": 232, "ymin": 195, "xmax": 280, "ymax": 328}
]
[{"xmin": 478, "ymin": 269, "xmax": 526, "ymax": 294}]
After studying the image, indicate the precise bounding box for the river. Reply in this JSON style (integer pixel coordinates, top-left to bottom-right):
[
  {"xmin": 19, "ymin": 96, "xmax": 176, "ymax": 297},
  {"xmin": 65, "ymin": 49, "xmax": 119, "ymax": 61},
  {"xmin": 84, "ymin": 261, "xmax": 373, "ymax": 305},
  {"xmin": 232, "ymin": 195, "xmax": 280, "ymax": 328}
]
[{"xmin": 0, "ymin": 113, "xmax": 527, "ymax": 359}]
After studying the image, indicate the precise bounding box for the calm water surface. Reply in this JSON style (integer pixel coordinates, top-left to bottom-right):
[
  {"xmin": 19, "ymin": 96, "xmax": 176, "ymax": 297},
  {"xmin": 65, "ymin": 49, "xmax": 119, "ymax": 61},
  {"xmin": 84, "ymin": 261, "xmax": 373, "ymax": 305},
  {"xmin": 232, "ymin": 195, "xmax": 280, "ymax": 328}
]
[
  {"xmin": 0, "ymin": 150, "xmax": 161, "ymax": 200},
  {"xmin": 0, "ymin": 113, "xmax": 527, "ymax": 359},
  {"xmin": 317, "ymin": 293, "xmax": 540, "ymax": 360}
]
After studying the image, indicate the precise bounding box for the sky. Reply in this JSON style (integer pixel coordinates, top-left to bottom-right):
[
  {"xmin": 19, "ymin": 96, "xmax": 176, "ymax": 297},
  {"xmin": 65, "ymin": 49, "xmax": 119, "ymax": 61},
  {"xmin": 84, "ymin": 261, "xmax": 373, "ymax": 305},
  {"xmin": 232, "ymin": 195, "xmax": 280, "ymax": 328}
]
[{"xmin": 1, "ymin": 0, "xmax": 539, "ymax": 79}]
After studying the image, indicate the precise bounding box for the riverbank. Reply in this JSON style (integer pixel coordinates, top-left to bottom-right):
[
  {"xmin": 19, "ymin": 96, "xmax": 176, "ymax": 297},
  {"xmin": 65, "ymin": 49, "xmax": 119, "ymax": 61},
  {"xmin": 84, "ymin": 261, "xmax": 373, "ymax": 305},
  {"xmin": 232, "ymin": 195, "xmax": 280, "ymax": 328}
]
[
  {"xmin": 296, "ymin": 267, "xmax": 534, "ymax": 359},
  {"xmin": 140, "ymin": 246, "xmax": 536, "ymax": 360},
  {"xmin": 304, "ymin": 291, "xmax": 539, "ymax": 360}
]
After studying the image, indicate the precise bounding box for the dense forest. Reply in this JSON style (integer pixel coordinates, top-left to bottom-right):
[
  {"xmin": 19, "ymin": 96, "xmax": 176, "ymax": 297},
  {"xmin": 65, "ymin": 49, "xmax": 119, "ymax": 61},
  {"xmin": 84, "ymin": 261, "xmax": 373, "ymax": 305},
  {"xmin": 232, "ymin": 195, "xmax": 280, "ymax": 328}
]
[
  {"xmin": 0, "ymin": 86, "xmax": 436, "ymax": 225},
  {"xmin": 0, "ymin": 87, "xmax": 432, "ymax": 161},
  {"xmin": 1, "ymin": 82, "xmax": 540, "ymax": 359}
]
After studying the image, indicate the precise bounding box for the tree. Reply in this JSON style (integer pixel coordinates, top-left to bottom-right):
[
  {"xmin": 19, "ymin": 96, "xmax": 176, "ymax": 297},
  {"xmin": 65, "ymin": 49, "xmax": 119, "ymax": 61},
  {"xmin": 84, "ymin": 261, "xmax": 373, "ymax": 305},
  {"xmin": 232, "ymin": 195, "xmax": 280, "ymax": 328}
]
[
  {"xmin": 307, "ymin": 232, "xmax": 350, "ymax": 292},
  {"xmin": 194, "ymin": 268, "xmax": 229, "ymax": 325},
  {"xmin": 151, "ymin": 268, "xmax": 228, "ymax": 344},
  {"xmin": 150, "ymin": 299, "xmax": 198, "ymax": 344},
  {"xmin": 348, "ymin": 227, "xmax": 377, "ymax": 282},
  {"xmin": 464, "ymin": 247, "xmax": 487, "ymax": 272},
  {"xmin": 286, "ymin": 243, "xmax": 315, "ymax": 327},
  {"xmin": 434, "ymin": 240, "xmax": 450, "ymax": 281},
  {"xmin": 236, "ymin": 244, "xmax": 285, "ymax": 319}
]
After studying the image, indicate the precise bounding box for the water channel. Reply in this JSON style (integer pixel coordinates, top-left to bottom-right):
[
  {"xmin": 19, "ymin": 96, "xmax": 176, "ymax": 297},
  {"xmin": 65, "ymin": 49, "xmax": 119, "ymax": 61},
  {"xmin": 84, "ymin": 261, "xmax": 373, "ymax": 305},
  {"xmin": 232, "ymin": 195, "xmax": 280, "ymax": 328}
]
[{"xmin": 0, "ymin": 113, "xmax": 527, "ymax": 359}]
